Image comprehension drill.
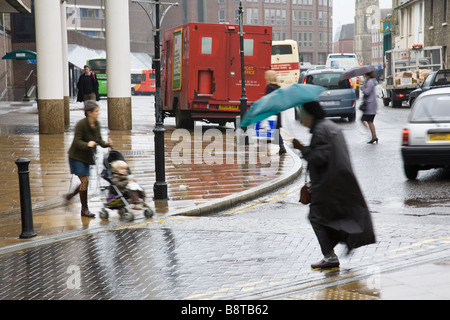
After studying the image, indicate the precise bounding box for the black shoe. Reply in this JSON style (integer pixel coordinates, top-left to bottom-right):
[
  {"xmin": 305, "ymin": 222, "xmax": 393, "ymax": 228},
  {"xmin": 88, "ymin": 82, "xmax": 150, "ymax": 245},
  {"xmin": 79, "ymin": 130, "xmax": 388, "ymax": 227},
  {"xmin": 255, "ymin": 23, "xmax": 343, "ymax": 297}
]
[
  {"xmin": 279, "ymin": 145, "xmax": 287, "ymax": 155},
  {"xmin": 367, "ymin": 138, "xmax": 379, "ymax": 144},
  {"xmin": 311, "ymin": 259, "xmax": 340, "ymax": 269}
]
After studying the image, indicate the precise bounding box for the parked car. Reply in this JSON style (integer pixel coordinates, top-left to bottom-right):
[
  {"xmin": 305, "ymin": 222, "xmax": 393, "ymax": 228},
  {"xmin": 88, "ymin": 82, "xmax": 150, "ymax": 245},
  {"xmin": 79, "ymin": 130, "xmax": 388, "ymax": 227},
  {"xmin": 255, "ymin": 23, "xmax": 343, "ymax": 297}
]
[
  {"xmin": 409, "ymin": 69, "xmax": 450, "ymax": 107},
  {"xmin": 401, "ymin": 88, "xmax": 450, "ymax": 180},
  {"xmin": 301, "ymin": 69, "xmax": 357, "ymax": 122}
]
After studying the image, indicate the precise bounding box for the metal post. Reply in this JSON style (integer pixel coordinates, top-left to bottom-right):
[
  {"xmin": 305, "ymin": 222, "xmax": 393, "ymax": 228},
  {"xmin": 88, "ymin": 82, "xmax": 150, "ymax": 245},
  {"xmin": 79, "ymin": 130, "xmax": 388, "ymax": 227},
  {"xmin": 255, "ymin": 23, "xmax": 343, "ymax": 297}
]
[
  {"xmin": 239, "ymin": 1, "xmax": 247, "ymax": 121},
  {"xmin": 153, "ymin": 0, "xmax": 168, "ymax": 200},
  {"xmin": 238, "ymin": 1, "xmax": 249, "ymax": 145},
  {"xmin": 15, "ymin": 158, "xmax": 37, "ymax": 239},
  {"xmin": 132, "ymin": 0, "xmax": 178, "ymax": 200}
]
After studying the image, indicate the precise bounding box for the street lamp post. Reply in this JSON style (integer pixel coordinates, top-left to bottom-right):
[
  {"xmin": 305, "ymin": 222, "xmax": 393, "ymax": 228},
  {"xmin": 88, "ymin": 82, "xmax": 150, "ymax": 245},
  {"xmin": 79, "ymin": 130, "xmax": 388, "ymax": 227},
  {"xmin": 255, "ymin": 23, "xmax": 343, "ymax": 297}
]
[
  {"xmin": 239, "ymin": 1, "xmax": 247, "ymax": 122},
  {"xmin": 152, "ymin": 0, "xmax": 167, "ymax": 200},
  {"xmin": 132, "ymin": 0, "xmax": 178, "ymax": 200},
  {"xmin": 238, "ymin": 1, "xmax": 249, "ymax": 145}
]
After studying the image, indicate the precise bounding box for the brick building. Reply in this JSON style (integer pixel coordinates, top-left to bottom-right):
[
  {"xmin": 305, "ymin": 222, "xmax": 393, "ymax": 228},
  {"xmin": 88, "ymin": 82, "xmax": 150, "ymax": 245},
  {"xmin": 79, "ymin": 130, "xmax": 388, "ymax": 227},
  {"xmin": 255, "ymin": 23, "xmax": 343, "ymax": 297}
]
[
  {"xmin": 333, "ymin": 23, "xmax": 354, "ymax": 54},
  {"xmin": 0, "ymin": 0, "xmax": 32, "ymax": 100},
  {"xmin": 424, "ymin": 0, "xmax": 449, "ymax": 68},
  {"xmin": 161, "ymin": 0, "xmax": 333, "ymax": 65}
]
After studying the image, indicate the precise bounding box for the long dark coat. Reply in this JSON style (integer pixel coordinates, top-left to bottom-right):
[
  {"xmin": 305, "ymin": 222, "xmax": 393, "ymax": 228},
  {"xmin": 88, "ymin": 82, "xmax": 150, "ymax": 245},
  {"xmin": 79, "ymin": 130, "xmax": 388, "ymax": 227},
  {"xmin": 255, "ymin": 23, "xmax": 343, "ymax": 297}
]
[{"xmin": 299, "ymin": 119, "xmax": 375, "ymax": 255}]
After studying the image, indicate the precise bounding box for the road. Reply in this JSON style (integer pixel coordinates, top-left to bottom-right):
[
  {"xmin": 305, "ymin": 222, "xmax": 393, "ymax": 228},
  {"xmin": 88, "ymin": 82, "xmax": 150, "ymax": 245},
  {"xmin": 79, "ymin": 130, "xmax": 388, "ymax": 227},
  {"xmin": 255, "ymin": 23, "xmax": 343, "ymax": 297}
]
[
  {"xmin": 0, "ymin": 97, "xmax": 449, "ymax": 302},
  {"xmin": 282, "ymin": 100, "xmax": 450, "ymax": 222}
]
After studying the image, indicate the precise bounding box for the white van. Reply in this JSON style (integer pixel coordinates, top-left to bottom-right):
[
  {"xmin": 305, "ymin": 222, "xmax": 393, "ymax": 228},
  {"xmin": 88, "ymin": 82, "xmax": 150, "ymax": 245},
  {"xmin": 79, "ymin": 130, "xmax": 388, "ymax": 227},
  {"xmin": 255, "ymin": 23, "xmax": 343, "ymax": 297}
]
[
  {"xmin": 326, "ymin": 53, "xmax": 361, "ymax": 97},
  {"xmin": 326, "ymin": 53, "xmax": 360, "ymax": 70}
]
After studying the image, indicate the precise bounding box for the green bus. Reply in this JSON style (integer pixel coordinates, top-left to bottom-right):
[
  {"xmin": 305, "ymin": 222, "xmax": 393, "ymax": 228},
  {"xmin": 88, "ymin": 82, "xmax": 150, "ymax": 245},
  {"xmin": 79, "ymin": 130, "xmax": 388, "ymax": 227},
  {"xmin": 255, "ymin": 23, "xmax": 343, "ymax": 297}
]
[{"xmin": 87, "ymin": 57, "xmax": 107, "ymax": 96}]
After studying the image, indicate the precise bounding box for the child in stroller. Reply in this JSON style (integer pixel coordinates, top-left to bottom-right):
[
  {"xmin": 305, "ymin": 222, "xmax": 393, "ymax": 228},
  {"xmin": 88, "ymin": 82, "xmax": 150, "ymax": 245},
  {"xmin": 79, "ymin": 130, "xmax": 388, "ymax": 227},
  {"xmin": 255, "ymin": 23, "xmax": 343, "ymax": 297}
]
[
  {"xmin": 110, "ymin": 160, "xmax": 149, "ymax": 210},
  {"xmin": 100, "ymin": 149, "xmax": 153, "ymax": 221}
]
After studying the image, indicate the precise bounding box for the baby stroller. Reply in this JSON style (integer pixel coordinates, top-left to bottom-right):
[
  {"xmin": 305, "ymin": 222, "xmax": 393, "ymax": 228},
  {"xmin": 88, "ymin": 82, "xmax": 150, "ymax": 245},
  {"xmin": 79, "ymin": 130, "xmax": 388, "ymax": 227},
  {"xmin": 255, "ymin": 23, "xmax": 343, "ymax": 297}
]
[{"xmin": 99, "ymin": 149, "xmax": 154, "ymax": 221}]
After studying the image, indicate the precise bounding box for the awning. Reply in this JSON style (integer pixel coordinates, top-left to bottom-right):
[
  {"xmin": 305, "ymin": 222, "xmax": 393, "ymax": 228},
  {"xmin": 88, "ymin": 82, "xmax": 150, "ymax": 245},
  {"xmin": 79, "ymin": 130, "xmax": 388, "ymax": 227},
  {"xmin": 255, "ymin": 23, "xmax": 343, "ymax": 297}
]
[
  {"xmin": 0, "ymin": 0, "xmax": 31, "ymax": 13},
  {"xmin": 68, "ymin": 44, "xmax": 153, "ymax": 71},
  {"xmin": 2, "ymin": 50, "xmax": 36, "ymax": 60}
]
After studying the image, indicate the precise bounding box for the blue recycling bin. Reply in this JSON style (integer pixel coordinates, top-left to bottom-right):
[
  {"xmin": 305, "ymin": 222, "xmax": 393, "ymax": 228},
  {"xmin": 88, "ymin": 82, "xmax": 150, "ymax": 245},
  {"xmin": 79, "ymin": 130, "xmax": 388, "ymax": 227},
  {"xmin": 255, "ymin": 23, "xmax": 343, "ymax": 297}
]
[{"xmin": 255, "ymin": 115, "xmax": 277, "ymax": 139}]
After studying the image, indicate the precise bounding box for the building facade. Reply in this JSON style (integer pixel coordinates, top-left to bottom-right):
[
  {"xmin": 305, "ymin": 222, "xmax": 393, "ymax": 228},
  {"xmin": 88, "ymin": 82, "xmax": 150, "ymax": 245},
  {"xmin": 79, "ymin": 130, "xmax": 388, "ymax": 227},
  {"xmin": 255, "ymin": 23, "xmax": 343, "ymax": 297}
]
[
  {"xmin": 392, "ymin": 0, "xmax": 425, "ymax": 50},
  {"xmin": 4, "ymin": 0, "xmax": 335, "ymax": 101},
  {"xmin": 162, "ymin": 0, "xmax": 333, "ymax": 65},
  {"xmin": 424, "ymin": 0, "xmax": 450, "ymax": 68},
  {"xmin": 333, "ymin": 23, "xmax": 354, "ymax": 54},
  {"xmin": 0, "ymin": 0, "xmax": 31, "ymax": 100},
  {"xmin": 354, "ymin": 0, "xmax": 379, "ymax": 65}
]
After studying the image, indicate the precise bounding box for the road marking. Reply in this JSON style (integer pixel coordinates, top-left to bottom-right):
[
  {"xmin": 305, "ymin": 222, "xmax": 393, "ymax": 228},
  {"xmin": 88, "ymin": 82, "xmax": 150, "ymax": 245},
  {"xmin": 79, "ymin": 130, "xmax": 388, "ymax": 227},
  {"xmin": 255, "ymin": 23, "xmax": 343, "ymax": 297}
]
[{"xmin": 224, "ymin": 184, "xmax": 301, "ymax": 215}]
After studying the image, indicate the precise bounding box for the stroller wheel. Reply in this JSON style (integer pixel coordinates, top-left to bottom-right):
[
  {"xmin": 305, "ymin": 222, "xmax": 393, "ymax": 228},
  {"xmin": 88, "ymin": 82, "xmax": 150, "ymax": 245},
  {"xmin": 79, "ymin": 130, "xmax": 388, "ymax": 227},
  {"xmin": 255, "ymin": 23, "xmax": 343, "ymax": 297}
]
[
  {"xmin": 123, "ymin": 211, "xmax": 134, "ymax": 222},
  {"xmin": 100, "ymin": 208, "xmax": 109, "ymax": 220},
  {"xmin": 144, "ymin": 208, "xmax": 154, "ymax": 219}
]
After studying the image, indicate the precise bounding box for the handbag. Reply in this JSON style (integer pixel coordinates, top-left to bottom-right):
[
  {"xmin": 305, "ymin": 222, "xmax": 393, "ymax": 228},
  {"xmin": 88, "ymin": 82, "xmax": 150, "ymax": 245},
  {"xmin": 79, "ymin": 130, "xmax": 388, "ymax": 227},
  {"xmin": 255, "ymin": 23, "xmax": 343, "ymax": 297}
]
[
  {"xmin": 299, "ymin": 166, "xmax": 311, "ymax": 205},
  {"xmin": 359, "ymin": 93, "xmax": 368, "ymax": 111},
  {"xmin": 359, "ymin": 101, "xmax": 367, "ymax": 112},
  {"xmin": 299, "ymin": 182, "xmax": 311, "ymax": 205}
]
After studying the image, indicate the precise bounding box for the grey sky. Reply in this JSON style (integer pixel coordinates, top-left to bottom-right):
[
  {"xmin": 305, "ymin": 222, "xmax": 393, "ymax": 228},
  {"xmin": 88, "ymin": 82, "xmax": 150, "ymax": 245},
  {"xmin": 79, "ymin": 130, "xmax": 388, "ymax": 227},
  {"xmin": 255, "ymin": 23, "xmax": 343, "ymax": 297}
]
[{"xmin": 333, "ymin": 0, "xmax": 392, "ymax": 32}]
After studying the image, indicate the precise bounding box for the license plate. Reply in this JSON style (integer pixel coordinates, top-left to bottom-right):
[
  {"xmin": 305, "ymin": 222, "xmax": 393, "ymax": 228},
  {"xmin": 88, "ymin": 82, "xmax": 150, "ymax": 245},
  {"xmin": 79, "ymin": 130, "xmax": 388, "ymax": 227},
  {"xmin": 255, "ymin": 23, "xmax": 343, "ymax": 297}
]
[
  {"xmin": 320, "ymin": 101, "xmax": 339, "ymax": 106},
  {"xmin": 400, "ymin": 78, "xmax": 413, "ymax": 86},
  {"xmin": 218, "ymin": 105, "xmax": 239, "ymax": 110},
  {"xmin": 428, "ymin": 133, "xmax": 450, "ymax": 141}
]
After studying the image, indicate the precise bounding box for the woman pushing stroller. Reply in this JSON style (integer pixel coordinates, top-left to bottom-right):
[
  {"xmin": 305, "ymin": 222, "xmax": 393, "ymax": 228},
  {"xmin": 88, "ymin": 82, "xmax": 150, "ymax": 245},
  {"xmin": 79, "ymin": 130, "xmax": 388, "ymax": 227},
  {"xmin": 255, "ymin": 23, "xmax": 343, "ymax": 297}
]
[{"xmin": 65, "ymin": 100, "xmax": 112, "ymax": 217}]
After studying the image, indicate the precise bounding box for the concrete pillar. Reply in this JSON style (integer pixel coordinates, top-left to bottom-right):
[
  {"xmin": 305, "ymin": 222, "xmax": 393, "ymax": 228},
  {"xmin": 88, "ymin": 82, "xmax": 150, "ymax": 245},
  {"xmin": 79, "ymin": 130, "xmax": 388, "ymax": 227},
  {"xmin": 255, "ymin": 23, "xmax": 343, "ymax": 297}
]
[
  {"xmin": 105, "ymin": 0, "xmax": 132, "ymax": 130},
  {"xmin": 61, "ymin": 0, "xmax": 70, "ymax": 128},
  {"xmin": 34, "ymin": 0, "xmax": 65, "ymax": 134}
]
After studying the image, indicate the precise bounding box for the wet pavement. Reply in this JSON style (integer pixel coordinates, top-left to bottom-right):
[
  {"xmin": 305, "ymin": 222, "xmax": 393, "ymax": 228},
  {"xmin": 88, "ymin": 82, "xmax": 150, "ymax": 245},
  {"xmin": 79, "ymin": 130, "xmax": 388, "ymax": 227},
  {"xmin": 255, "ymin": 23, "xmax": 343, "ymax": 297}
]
[
  {"xmin": 0, "ymin": 96, "xmax": 300, "ymax": 248},
  {"xmin": 0, "ymin": 96, "xmax": 450, "ymax": 301}
]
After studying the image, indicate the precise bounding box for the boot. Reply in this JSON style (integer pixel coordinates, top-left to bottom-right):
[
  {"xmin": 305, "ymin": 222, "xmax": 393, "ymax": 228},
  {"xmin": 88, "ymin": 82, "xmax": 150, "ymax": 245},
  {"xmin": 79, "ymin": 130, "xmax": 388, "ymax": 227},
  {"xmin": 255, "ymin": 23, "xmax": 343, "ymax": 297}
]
[
  {"xmin": 79, "ymin": 190, "xmax": 95, "ymax": 218},
  {"xmin": 64, "ymin": 185, "xmax": 81, "ymax": 202}
]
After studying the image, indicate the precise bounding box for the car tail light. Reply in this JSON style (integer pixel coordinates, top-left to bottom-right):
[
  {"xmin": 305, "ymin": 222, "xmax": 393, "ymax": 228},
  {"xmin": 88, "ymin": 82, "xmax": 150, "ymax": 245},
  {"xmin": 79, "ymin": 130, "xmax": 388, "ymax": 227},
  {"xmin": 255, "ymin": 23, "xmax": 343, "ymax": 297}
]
[
  {"xmin": 396, "ymin": 93, "xmax": 406, "ymax": 98},
  {"xmin": 303, "ymin": 77, "xmax": 307, "ymax": 84},
  {"xmin": 349, "ymin": 78, "xmax": 353, "ymax": 88},
  {"xmin": 402, "ymin": 129, "xmax": 410, "ymax": 146}
]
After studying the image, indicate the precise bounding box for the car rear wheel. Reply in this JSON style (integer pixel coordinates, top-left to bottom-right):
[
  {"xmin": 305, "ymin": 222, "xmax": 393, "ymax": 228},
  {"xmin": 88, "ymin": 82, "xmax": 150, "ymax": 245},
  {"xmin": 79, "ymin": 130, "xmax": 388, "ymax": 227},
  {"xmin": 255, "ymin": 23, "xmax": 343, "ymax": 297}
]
[
  {"xmin": 348, "ymin": 112, "xmax": 356, "ymax": 122},
  {"xmin": 404, "ymin": 165, "xmax": 419, "ymax": 180}
]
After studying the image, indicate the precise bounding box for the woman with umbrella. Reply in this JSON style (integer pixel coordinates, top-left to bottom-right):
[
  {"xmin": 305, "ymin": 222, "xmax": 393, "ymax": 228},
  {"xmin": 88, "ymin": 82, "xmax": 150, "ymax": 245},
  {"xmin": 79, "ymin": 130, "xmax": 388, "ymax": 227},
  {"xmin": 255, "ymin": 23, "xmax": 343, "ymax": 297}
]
[
  {"xmin": 340, "ymin": 65, "xmax": 379, "ymax": 144},
  {"xmin": 361, "ymin": 71, "xmax": 379, "ymax": 144},
  {"xmin": 293, "ymin": 101, "xmax": 376, "ymax": 269}
]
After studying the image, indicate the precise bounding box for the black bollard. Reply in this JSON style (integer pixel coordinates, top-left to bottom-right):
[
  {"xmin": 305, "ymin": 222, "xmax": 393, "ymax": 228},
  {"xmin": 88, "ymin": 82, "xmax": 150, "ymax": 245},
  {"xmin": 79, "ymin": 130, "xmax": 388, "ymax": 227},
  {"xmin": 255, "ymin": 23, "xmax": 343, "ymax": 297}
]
[{"xmin": 15, "ymin": 158, "xmax": 37, "ymax": 239}]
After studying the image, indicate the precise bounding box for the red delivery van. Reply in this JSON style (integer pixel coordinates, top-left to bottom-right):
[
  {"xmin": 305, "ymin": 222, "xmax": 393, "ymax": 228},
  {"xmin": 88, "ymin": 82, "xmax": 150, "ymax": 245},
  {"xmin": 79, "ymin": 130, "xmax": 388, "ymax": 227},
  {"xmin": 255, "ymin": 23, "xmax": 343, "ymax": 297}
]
[{"xmin": 162, "ymin": 23, "xmax": 272, "ymax": 128}]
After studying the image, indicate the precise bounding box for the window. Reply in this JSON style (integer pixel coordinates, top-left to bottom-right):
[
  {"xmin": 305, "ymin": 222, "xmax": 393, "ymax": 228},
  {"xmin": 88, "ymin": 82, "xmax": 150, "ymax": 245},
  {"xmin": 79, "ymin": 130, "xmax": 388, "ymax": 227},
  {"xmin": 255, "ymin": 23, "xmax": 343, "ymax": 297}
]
[
  {"xmin": 201, "ymin": 37, "xmax": 212, "ymax": 54},
  {"xmin": 244, "ymin": 39, "xmax": 254, "ymax": 56},
  {"xmin": 218, "ymin": 9, "xmax": 226, "ymax": 23},
  {"xmin": 305, "ymin": 72, "xmax": 352, "ymax": 89}
]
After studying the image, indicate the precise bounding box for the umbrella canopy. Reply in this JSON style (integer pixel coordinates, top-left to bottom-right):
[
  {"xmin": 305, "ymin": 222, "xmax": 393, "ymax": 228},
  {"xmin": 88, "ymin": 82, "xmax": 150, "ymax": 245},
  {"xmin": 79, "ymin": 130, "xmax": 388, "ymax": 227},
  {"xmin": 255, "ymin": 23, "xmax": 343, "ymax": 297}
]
[
  {"xmin": 339, "ymin": 65, "xmax": 377, "ymax": 80},
  {"xmin": 239, "ymin": 84, "xmax": 325, "ymax": 127}
]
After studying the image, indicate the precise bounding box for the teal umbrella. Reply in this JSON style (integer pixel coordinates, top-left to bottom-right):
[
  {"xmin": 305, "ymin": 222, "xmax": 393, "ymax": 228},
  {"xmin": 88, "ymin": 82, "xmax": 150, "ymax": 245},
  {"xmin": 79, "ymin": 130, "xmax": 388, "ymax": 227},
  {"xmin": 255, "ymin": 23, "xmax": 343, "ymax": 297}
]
[{"xmin": 240, "ymin": 84, "xmax": 325, "ymax": 127}]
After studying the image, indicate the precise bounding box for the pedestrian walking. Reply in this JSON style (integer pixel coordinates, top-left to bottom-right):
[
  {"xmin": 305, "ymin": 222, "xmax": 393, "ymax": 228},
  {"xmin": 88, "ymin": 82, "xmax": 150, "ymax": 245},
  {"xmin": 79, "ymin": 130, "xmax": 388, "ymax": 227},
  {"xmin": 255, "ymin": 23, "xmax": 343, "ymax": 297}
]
[
  {"xmin": 293, "ymin": 101, "xmax": 376, "ymax": 269},
  {"xmin": 264, "ymin": 70, "xmax": 286, "ymax": 155},
  {"xmin": 77, "ymin": 65, "xmax": 100, "ymax": 103},
  {"xmin": 360, "ymin": 71, "xmax": 379, "ymax": 144},
  {"xmin": 65, "ymin": 100, "xmax": 112, "ymax": 218}
]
